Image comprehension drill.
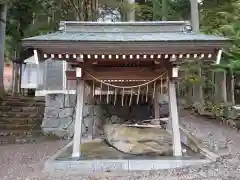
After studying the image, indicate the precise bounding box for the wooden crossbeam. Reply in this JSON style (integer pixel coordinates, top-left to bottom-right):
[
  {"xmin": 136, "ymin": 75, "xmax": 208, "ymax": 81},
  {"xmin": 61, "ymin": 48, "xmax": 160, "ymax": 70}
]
[{"xmin": 66, "ymin": 69, "xmax": 166, "ymax": 81}]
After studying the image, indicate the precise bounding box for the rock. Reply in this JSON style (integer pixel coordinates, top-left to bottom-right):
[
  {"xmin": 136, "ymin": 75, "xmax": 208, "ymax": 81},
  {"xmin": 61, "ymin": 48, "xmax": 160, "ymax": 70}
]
[{"xmin": 103, "ymin": 124, "xmax": 173, "ymax": 156}]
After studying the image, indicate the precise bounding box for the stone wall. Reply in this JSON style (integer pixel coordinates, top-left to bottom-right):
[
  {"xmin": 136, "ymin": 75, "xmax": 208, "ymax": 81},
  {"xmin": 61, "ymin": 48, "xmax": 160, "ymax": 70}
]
[
  {"xmin": 41, "ymin": 94, "xmax": 77, "ymax": 138},
  {"xmin": 41, "ymin": 93, "xmax": 168, "ymax": 139},
  {"xmin": 41, "ymin": 93, "xmax": 97, "ymax": 139}
]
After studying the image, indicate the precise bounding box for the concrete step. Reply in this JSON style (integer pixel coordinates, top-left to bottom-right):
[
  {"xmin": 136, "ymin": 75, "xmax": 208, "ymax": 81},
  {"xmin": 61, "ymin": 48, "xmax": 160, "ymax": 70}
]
[{"xmin": 0, "ymin": 117, "xmax": 42, "ymax": 125}]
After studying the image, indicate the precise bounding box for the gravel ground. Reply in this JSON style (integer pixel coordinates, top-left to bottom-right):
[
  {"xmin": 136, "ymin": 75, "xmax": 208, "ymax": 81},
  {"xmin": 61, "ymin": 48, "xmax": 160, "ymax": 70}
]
[{"xmin": 1, "ymin": 111, "xmax": 240, "ymax": 180}]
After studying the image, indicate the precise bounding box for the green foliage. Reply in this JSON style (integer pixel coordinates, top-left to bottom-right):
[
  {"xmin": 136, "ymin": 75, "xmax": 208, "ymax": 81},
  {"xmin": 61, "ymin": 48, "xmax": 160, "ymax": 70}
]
[{"xmin": 200, "ymin": 0, "xmax": 240, "ymax": 72}]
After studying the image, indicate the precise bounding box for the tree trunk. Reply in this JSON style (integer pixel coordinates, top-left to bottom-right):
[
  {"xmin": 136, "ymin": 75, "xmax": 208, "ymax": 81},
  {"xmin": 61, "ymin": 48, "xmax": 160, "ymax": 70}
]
[
  {"xmin": 0, "ymin": 4, "xmax": 7, "ymax": 97},
  {"xmin": 127, "ymin": 0, "xmax": 135, "ymax": 21},
  {"xmin": 162, "ymin": 0, "xmax": 167, "ymax": 20},
  {"xmin": 190, "ymin": 0, "xmax": 199, "ymax": 32}
]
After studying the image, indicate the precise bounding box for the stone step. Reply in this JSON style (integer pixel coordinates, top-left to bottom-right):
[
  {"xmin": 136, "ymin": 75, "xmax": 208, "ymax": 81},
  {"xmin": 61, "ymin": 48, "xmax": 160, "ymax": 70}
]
[
  {"xmin": 0, "ymin": 106, "xmax": 44, "ymax": 113},
  {"xmin": 0, "ymin": 136, "xmax": 45, "ymax": 145},
  {"xmin": 0, "ymin": 117, "xmax": 42, "ymax": 125},
  {"xmin": 0, "ymin": 111, "xmax": 42, "ymax": 118},
  {"xmin": 0, "ymin": 96, "xmax": 45, "ymax": 102},
  {"xmin": 0, "ymin": 101, "xmax": 45, "ymax": 107},
  {"xmin": 0, "ymin": 123, "xmax": 40, "ymax": 130},
  {"xmin": 0, "ymin": 130, "xmax": 42, "ymax": 137}
]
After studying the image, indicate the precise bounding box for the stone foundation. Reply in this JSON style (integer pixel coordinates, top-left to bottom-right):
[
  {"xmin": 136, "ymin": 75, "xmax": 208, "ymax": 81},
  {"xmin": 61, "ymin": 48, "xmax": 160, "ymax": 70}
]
[
  {"xmin": 41, "ymin": 93, "xmax": 168, "ymax": 139},
  {"xmin": 41, "ymin": 94, "xmax": 77, "ymax": 138}
]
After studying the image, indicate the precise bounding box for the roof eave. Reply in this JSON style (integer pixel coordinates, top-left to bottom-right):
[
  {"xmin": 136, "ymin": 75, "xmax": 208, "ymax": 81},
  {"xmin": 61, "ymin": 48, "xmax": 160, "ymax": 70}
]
[{"xmin": 22, "ymin": 39, "xmax": 230, "ymax": 54}]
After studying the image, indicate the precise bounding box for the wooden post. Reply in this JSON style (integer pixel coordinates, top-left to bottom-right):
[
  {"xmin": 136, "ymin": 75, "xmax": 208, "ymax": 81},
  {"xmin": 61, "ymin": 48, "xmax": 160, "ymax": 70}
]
[
  {"xmin": 154, "ymin": 85, "xmax": 160, "ymax": 123},
  {"xmin": 168, "ymin": 66, "xmax": 182, "ymax": 156},
  {"xmin": 72, "ymin": 78, "xmax": 85, "ymax": 158},
  {"xmin": 87, "ymin": 86, "xmax": 94, "ymax": 140},
  {"xmin": 222, "ymin": 71, "xmax": 227, "ymax": 103},
  {"xmin": 231, "ymin": 71, "xmax": 235, "ymax": 105},
  {"xmin": 214, "ymin": 71, "xmax": 227, "ymax": 103},
  {"xmin": 226, "ymin": 70, "xmax": 234, "ymax": 104}
]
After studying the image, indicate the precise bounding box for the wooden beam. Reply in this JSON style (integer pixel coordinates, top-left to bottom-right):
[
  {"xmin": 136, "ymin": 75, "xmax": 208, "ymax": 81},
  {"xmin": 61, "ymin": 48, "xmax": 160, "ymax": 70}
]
[
  {"xmin": 85, "ymin": 80, "xmax": 168, "ymax": 88},
  {"xmin": 66, "ymin": 69, "xmax": 167, "ymax": 81}
]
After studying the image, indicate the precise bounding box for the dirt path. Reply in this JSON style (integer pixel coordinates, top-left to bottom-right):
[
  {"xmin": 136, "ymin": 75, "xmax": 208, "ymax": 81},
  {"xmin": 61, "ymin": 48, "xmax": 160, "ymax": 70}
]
[
  {"xmin": 1, "ymin": 111, "xmax": 240, "ymax": 180},
  {"xmin": 0, "ymin": 140, "xmax": 68, "ymax": 180}
]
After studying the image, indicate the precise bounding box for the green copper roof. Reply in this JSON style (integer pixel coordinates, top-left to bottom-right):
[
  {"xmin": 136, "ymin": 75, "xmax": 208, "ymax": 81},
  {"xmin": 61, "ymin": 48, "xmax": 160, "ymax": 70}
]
[
  {"xmin": 22, "ymin": 21, "xmax": 228, "ymax": 42},
  {"xmin": 24, "ymin": 31, "xmax": 227, "ymax": 42}
]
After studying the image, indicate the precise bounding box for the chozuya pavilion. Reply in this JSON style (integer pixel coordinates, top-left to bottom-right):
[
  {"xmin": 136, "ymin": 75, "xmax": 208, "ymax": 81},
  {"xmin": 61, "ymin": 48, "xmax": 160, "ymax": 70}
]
[{"xmin": 22, "ymin": 21, "xmax": 228, "ymax": 169}]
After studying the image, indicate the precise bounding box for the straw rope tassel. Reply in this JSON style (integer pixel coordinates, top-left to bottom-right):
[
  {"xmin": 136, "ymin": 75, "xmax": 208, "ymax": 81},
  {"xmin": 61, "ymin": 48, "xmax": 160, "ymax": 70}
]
[
  {"xmin": 146, "ymin": 84, "xmax": 149, "ymax": 102},
  {"xmin": 100, "ymin": 81, "xmax": 103, "ymax": 101},
  {"xmin": 114, "ymin": 88, "xmax": 117, "ymax": 105},
  {"xmin": 122, "ymin": 88, "xmax": 125, "ymax": 106},
  {"xmin": 107, "ymin": 85, "xmax": 110, "ymax": 104},
  {"xmin": 86, "ymin": 71, "xmax": 167, "ymax": 89},
  {"xmin": 137, "ymin": 86, "xmax": 140, "ymax": 104},
  {"xmin": 129, "ymin": 88, "xmax": 133, "ymax": 106},
  {"xmin": 152, "ymin": 81, "xmax": 156, "ymax": 99}
]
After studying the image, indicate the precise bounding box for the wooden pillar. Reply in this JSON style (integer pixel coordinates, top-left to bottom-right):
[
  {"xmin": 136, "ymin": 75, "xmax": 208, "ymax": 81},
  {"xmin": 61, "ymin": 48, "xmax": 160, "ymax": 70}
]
[
  {"xmin": 231, "ymin": 71, "xmax": 235, "ymax": 105},
  {"xmin": 168, "ymin": 66, "xmax": 182, "ymax": 156},
  {"xmin": 222, "ymin": 71, "xmax": 227, "ymax": 103},
  {"xmin": 12, "ymin": 63, "xmax": 19, "ymax": 96},
  {"xmin": 226, "ymin": 70, "xmax": 235, "ymax": 105},
  {"xmin": 154, "ymin": 85, "xmax": 160, "ymax": 121},
  {"xmin": 87, "ymin": 86, "xmax": 94, "ymax": 140},
  {"xmin": 214, "ymin": 71, "xmax": 227, "ymax": 103},
  {"xmin": 72, "ymin": 78, "xmax": 85, "ymax": 158},
  {"xmin": 193, "ymin": 68, "xmax": 204, "ymax": 114}
]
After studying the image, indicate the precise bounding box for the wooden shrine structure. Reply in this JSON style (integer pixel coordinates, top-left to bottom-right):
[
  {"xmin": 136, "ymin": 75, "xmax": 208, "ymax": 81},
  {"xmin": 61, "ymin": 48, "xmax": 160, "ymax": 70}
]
[{"xmin": 22, "ymin": 21, "xmax": 229, "ymax": 158}]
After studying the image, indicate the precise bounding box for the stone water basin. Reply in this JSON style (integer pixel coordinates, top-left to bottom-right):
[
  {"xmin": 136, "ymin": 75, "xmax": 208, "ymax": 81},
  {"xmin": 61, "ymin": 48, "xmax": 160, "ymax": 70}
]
[{"xmin": 56, "ymin": 139, "xmax": 204, "ymax": 161}]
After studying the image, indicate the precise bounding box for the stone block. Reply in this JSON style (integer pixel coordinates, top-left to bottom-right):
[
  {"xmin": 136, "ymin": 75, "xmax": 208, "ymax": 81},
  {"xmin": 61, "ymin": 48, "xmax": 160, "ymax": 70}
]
[
  {"xmin": 67, "ymin": 122, "xmax": 75, "ymax": 138},
  {"xmin": 93, "ymin": 105, "xmax": 104, "ymax": 117},
  {"xmin": 41, "ymin": 118, "xmax": 60, "ymax": 128},
  {"xmin": 55, "ymin": 131, "xmax": 68, "ymax": 138},
  {"xmin": 83, "ymin": 116, "xmax": 93, "ymax": 128},
  {"xmin": 45, "ymin": 94, "xmax": 65, "ymax": 108},
  {"xmin": 67, "ymin": 120, "xmax": 90, "ymax": 139},
  {"xmin": 44, "ymin": 107, "xmax": 59, "ymax": 118},
  {"xmin": 64, "ymin": 94, "xmax": 77, "ymax": 108},
  {"xmin": 59, "ymin": 108, "xmax": 74, "ymax": 118},
  {"xmin": 81, "ymin": 123, "xmax": 87, "ymax": 137},
  {"xmin": 83, "ymin": 105, "xmax": 91, "ymax": 118},
  {"xmin": 58, "ymin": 117, "xmax": 73, "ymax": 130}
]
